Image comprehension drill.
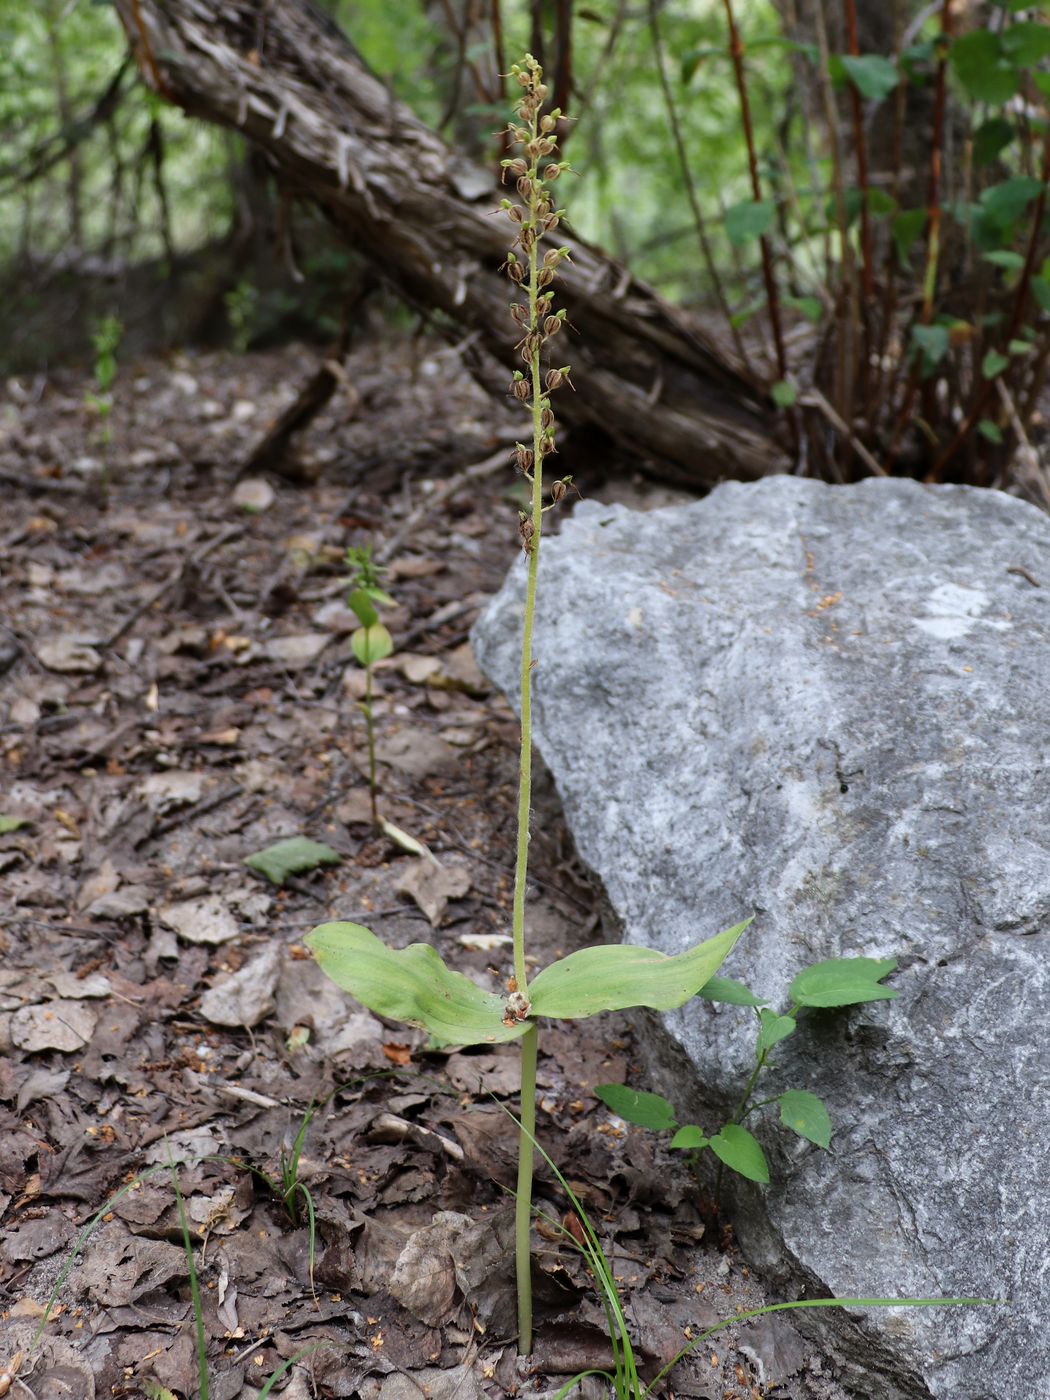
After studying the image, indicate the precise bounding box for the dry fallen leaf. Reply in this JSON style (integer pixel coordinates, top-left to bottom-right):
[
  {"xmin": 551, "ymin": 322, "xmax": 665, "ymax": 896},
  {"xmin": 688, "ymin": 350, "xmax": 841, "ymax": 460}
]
[
  {"xmin": 11, "ymin": 1000, "xmax": 97, "ymax": 1053},
  {"xmin": 395, "ymin": 859, "xmax": 471, "ymax": 926}
]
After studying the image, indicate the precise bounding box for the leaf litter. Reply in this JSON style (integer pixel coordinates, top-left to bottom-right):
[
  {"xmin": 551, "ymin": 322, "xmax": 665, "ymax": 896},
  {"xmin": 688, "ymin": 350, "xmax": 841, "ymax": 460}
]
[{"xmin": 0, "ymin": 340, "xmax": 852, "ymax": 1400}]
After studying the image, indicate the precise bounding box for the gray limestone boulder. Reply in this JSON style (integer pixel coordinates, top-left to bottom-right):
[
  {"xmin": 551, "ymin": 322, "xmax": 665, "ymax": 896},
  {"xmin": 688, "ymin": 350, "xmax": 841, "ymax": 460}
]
[{"xmin": 472, "ymin": 476, "xmax": 1050, "ymax": 1400}]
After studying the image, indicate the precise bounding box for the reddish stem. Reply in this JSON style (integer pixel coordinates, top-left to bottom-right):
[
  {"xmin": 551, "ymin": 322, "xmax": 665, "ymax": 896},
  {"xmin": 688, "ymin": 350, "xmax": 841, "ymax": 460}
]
[
  {"xmin": 930, "ymin": 119, "xmax": 1050, "ymax": 481},
  {"xmin": 722, "ymin": 0, "xmax": 788, "ymax": 383},
  {"xmin": 843, "ymin": 0, "xmax": 873, "ymax": 304}
]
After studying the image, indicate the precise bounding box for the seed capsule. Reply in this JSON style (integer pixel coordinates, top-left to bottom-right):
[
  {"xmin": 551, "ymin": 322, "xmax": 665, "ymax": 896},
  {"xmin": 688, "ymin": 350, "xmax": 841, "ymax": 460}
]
[
  {"xmin": 550, "ymin": 478, "xmax": 567, "ymax": 503},
  {"xmin": 543, "ymin": 315, "xmax": 561, "ymax": 338},
  {"xmin": 539, "ymin": 433, "xmax": 557, "ymax": 456},
  {"xmin": 507, "ymin": 261, "xmax": 525, "ymax": 283},
  {"xmin": 514, "ymin": 443, "xmax": 534, "ymax": 473},
  {"xmin": 538, "ymin": 268, "xmax": 555, "ymax": 287},
  {"xmin": 512, "ymin": 377, "xmax": 530, "ymax": 401},
  {"xmin": 540, "ymin": 406, "xmax": 555, "ymax": 429}
]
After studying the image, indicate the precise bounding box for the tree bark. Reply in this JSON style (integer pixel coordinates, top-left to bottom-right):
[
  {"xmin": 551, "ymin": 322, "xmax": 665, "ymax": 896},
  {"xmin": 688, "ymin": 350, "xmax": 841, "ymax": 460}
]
[{"xmin": 112, "ymin": 0, "xmax": 782, "ymax": 488}]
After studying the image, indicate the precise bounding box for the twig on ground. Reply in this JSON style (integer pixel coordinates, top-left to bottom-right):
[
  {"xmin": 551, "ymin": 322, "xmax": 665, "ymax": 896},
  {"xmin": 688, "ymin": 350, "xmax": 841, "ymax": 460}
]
[
  {"xmin": 375, "ymin": 444, "xmax": 511, "ymax": 564},
  {"xmin": 101, "ymin": 524, "xmax": 244, "ymax": 649}
]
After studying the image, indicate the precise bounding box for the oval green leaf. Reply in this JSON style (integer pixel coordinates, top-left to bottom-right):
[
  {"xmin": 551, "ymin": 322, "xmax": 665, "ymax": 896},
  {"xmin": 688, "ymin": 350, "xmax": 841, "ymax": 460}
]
[
  {"xmin": 305, "ymin": 921, "xmax": 529, "ymax": 1045},
  {"xmin": 670, "ymin": 1125, "xmax": 708, "ymax": 1151},
  {"xmin": 527, "ymin": 919, "xmax": 751, "ymax": 1021},
  {"xmin": 778, "ymin": 1089, "xmax": 832, "ymax": 1149},
  {"xmin": 756, "ymin": 1009, "xmax": 797, "ymax": 1055},
  {"xmin": 789, "ymin": 956, "xmax": 898, "ymax": 1008},
  {"xmin": 351, "ymin": 623, "xmax": 394, "ymax": 667},
  {"xmin": 594, "ymin": 1084, "xmax": 677, "ymax": 1131},
  {"xmin": 725, "ymin": 199, "xmax": 775, "ymax": 247},
  {"xmin": 841, "ymin": 53, "xmax": 899, "ymax": 102},
  {"xmin": 709, "ymin": 1123, "xmax": 769, "ymax": 1184},
  {"xmin": 698, "ymin": 975, "xmax": 766, "ymax": 1007}
]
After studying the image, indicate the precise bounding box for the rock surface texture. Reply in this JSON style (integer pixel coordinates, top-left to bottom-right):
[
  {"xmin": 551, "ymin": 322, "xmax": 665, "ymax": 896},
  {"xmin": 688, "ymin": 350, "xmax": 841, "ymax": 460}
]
[{"xmin": 472, "ymin": 477, "xmax": 1049, "ymax": 1400}]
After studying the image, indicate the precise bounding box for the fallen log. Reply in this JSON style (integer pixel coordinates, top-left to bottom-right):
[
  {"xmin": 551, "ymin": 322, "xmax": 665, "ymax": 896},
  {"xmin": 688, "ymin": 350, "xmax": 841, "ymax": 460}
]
[{"xmin": 113, "ymin": 0, "xmax": 784, "ymax": 487}]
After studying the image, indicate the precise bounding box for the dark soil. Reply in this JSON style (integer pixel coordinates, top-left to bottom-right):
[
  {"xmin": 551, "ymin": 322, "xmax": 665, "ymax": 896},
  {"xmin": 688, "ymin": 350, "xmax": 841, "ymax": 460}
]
[{"xmin": 0, "ymin": 337, "xmax": 851, "ymax": 1400}]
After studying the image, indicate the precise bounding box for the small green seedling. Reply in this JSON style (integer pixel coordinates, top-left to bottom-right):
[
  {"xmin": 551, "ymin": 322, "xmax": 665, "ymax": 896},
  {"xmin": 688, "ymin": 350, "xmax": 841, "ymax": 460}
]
[
  {"xmin": 225, "ymin": 278, "xmax": 258, "ymax": 354},
  {"xmin": 596, "ymin": 957, "xmax": 898, "ymax": 1186},
  {"xmin": 307, "ymin": 55, "xmax": 749, "ymax": 1357},
  {"xmin": 84, "ymin": 314, "xmax": 122, "ymax": 448},
  {"xmin": 344, "ymin": 543, "xmax": 396, "ymax": 827}
]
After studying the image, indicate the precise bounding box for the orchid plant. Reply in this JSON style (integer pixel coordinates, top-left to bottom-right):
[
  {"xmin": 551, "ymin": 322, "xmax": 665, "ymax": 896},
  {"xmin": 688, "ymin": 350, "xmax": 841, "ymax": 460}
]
[{"xmin": 305, "ymin": 55, "xmax": 749, "ymax": 1355}]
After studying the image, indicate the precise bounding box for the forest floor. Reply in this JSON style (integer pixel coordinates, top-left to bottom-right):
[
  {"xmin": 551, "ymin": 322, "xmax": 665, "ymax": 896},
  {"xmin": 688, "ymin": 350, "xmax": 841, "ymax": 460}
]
[{"xmin": 0, "ymin": 337, "xmax": 852, "ymax": 1400}]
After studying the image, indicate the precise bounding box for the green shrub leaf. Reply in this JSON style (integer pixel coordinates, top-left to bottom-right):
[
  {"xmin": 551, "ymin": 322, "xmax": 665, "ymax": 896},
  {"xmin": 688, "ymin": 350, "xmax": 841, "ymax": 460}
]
[
  {"xmin": 351, "ymin": 623, "xmax": 394, "ymax": 667},
  {"xmin": 949, "ymin": 31, "xmax": 1019, "ymax": 105},
  {"xmin": 841, "ymin": 54, "xmax": 899, "ymax": 102},
  {"xmin": 982, "ymin": 350, "xmax": 1009, "ymax": 379},
  {"xmin": 245, "ymin": 836, "xmax": 342, "ymax": 885},
  {"xmin": 911, "ymin": 323, "xmax": 950, "ymax": 373},
  {"xmin": 973, "ymin": 116, "xmax": 1015, "ymax": 166},
  {"xmin": 670, "ymin": 1125, "xmax": 708, "ymax": 1150},
  {"xmin": 594, "ymin": 1084, "xmax": 677, "ymax": 1131},
  {"xmin": 756, "ymin": 1009, "xmax": 797, "ymax": 1055},
  {"xmin": 698, "ymin": 975, "xmax": 766, "ymax": 1007},
  {"xmin": 892, "ymin": 208, "xmax": 927, "ymax": 262},
  {"xmin": 772, "ymin": 380, "xmax": 797, "ymax": 408},
  {"xmin": 983, "ymin": 250, "xmax": 1025, "ymax": 271},
  {"xmin": 978, "ymin": 419, "xmax": 1004, "ymax": 444},
  {"xmin": 306, "ymin": 921, "xmax": 529, "ymax": 1045},
  {"xmin": 0, "ymin": 816, "xmax": 27, "ymax": 834},
  {"xmin": 789, "ymin": 956, "xmax": 898, "ymax": 1008},
  {"xmin": 725, "ymin": 199, "xmax": 776, "ymax": 246},
  {"xmin": 1001, "ymin": 20, "xmax": 1050, "ymax": 67},
  {"xmin": 778, "ymin": 1089, "xmax": 832, "ymax": 1148},
  {"xmin": 980, "ymin": 177, "xmax": 1043, "ymax": 228},
  {"xmin": 527, "ymin": 919, "xmax": 751, "ymax": 1020},
  {"xmin": 709, "ymin": 1123, "xmax": 769, "ymax": 1183}
]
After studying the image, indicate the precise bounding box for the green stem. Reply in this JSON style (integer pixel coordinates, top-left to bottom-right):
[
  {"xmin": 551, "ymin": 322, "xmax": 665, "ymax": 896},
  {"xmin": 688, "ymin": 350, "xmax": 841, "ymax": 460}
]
[
  {"xmin": 515, "ymin": 1022, "xmax": 539, "ymax": 1353},
  {"xmin": 510, "ymin": 91, "xmax": 545, "ymax": 1356},
  {"xmin": 365, "ymin": 660, "xmax": 378, "ymax": 827}
]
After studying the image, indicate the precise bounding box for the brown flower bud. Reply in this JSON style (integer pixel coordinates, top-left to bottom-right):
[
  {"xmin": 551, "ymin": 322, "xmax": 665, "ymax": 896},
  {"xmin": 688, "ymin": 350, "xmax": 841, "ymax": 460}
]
[
  {"xmin": 518, "ymin": 513, "xmax": 535, "ymax": 553},
  {"xmin": 537, "ymin": 137, "xmax": 556, "ymax": 157},
  {"xmin": 514, "ymin": 443, "xmax": 534, "ymax": 473},
  {"xmin": 543, "ymin": 315, "xmax": 561, "ymax": 338},
  {"xmin": 506, "ymin": 203, "xmax": 524, "ymax": 224},
  {"xmin": 540, "ymin": 114, "xmax": 558, "ymax": 134},
  {"xmin": 540, "ymin": 406, "xmax": 555, "ymax": 430},
  {"xmin": 538, "ymin": 267, "xmax": 555, "ymax": 287},
  {"xmin": 509, "ymin": 301, "xmax": 530, "ymax": 327},
  {"xmin": 544, "ymin": 163, "xmax": 562, "ymax": 182},
  {"xmin": 517, "ymin": 175, "xmax": 534, "ymax": 200},
  {"xmin": 550, "ymin": 478, "xmax": 567, "ymax": 503},
  {"xmin": 512, "ymin": 377, "xmax": 530, "ymax": 401},
  {"xmin": 518, "ymin": 227, "xmax": 536, "ymax": 254},
  {"xmin": 542, "ymin": 215, "xmax": 561, "ymax": 233},
  {"xmin": 502, "ymin": 157, "xmax": 528, "ymax": 180},
  {"xmin": 539, "ymin": 433, "xmax": 557, "ymax": 456}
]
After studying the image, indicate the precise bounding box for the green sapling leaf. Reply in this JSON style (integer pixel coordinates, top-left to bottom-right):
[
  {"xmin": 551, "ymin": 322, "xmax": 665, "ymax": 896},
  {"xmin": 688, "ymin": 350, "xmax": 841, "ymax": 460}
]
[
  {"xmin": 347, "ymin": 588, "xmax": 379, "ymax": 627},
  {"xmin": 527, "ymin": 918, "xmax": 751, "ymax": 1020},
  {"xmin": 306, "ymin": 921, "xmax": 530, "ymax": 1045},
  {"xmin": 789, "ymin": 956, "xmax": 898, "ymax": 1008},
  {"xmin": 756, "ymin": 1009, "xmax": 797, "ymax": 1055},
  {"xmin": 725, "ymin": 199, "xmax": 776, "ymax": 246},
  {"xmin": 709, "ymin": 1123, "xmax": 769, "ymax": 1184},
  {"xmin": 670, "ymin": 1125, "xmax": 708, "ymax": 1151},
  {"xmin": 594, "ymin": 1084, "xmax": 677, "ymax": 1131},
  {"xmin": 351, "ymin": 623, "xmax": 394, "ymax": 667},
  {"xmin": 698, "ymin": 975, "xmax": 766, "ymax": 1007},
  {"xmin": 245, "ymin": 836, "xmax": 342, "ymax": 885},
  {"xmin": 0, "ymin": 816, "xmax": 27, "ymax": 834},
  {"xmin": 840, "ymin": 53, "xmax": 899, "ymax": 102},
  {"xmin": 778, "ymin": 1090, "xmax": 832, "ymax": 1149}
]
